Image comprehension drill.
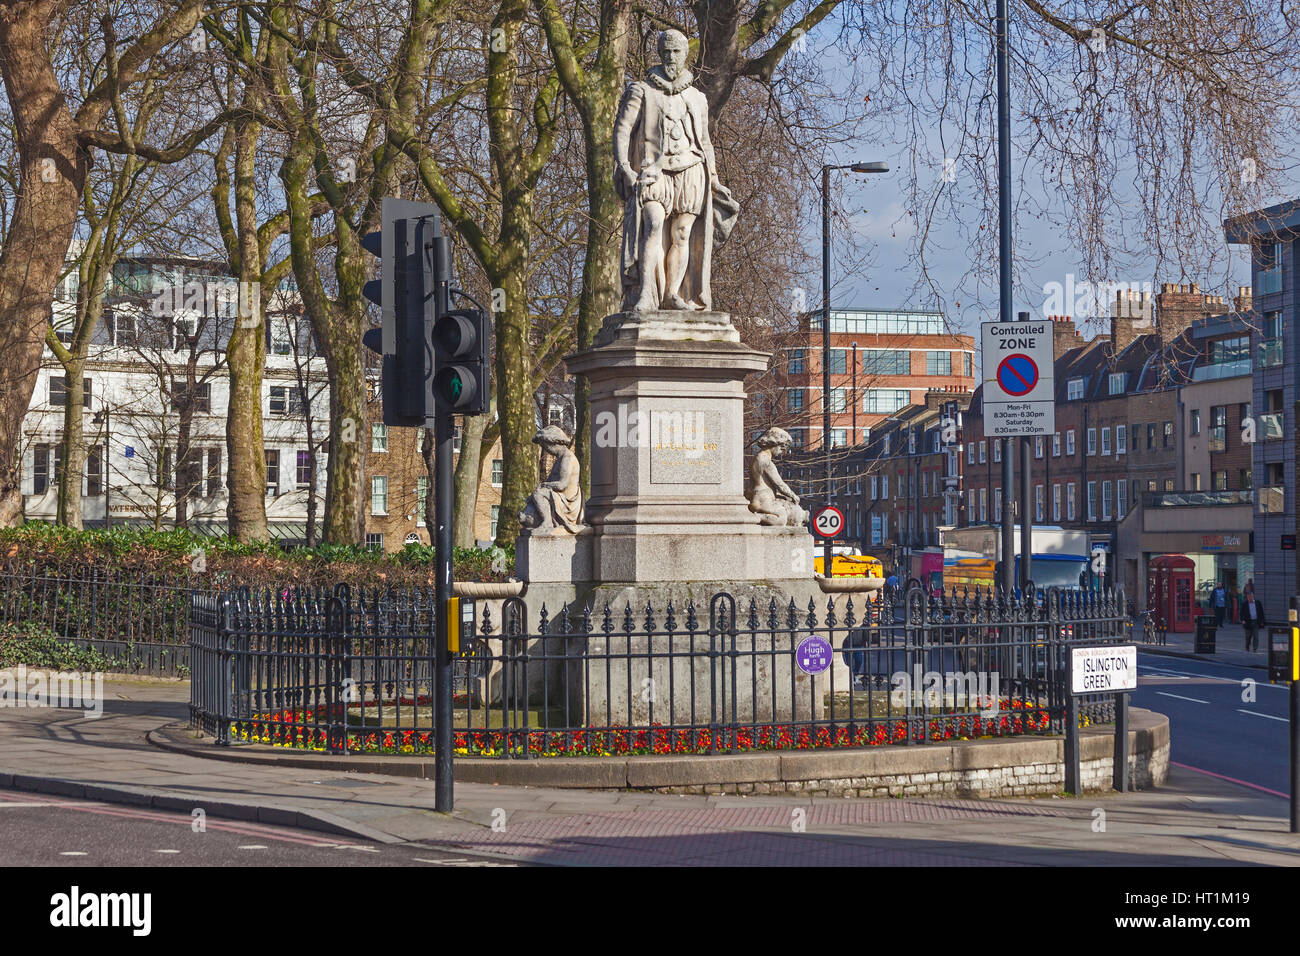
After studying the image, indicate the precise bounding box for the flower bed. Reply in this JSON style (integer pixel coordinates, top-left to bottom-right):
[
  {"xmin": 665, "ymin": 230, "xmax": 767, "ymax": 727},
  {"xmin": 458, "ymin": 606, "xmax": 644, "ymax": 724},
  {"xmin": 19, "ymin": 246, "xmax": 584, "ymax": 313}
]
[{"xmin": 228, "ymin": 697, "xmax": 1053, "ymax": 756}]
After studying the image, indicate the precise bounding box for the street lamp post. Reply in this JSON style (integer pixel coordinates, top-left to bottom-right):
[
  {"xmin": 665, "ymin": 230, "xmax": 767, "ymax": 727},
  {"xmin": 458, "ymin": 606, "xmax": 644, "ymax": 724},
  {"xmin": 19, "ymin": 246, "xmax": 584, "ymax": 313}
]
[{"xmin": 821, "ymin": 160, "xmax": 888, "ymax": 578}]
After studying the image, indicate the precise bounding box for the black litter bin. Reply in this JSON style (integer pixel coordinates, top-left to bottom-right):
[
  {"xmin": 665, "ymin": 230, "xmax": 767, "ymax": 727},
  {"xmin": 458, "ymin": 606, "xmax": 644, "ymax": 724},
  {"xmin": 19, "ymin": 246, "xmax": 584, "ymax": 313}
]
[{"xmin": 1194, "ymin": 614, "xmax": 1217, "ymax": 654}]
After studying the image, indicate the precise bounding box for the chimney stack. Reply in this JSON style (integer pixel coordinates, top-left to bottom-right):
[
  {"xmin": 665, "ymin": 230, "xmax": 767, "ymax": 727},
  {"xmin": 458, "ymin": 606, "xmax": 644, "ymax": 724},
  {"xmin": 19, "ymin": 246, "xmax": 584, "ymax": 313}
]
[
  {"xmin": 1049, "ymin": 313, "xmax": 1085, "ymax": 360},
  {"xmin": 1234, "ymin": 285, "xmax": 1253, "ymax": 313},
  {"xmin": 1155, "ymin": 280, "xmax": 1218, "ymax": 339}
]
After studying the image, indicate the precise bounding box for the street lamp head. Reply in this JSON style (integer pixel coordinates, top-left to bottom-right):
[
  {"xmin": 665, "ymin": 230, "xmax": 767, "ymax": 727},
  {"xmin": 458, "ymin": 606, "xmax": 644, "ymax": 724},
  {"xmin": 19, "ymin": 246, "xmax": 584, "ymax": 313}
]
[{"xmin": 850, "ymin": 161, "xmax": 889, "ymax": 174}]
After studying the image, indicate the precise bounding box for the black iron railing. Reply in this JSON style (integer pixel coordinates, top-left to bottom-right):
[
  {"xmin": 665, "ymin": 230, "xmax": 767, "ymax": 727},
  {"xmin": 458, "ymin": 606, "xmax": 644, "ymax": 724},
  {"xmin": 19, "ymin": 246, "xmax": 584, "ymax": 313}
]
[
  {"xmin": 0, "ymin": 564, "xmax": 195, "ymax": 676},
  {"xmin": 189, "ymin": 583, "xmax": 1129, "ymax": 758}
]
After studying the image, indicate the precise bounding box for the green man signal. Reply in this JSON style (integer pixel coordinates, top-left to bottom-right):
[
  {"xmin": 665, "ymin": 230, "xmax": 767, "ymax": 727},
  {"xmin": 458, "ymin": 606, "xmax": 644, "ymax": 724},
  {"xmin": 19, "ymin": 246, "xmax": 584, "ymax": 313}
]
[{"xmin": 432, "ymin": 308, "xmax": 490, "ymax": 414}]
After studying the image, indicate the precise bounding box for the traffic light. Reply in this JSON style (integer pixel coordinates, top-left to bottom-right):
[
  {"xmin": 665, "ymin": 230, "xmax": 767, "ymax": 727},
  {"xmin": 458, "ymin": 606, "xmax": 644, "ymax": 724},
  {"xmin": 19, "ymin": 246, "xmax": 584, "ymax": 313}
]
[
  {"xmin": 432, "ymin": 307, "xmax": 490, "ymax": 414},
  {"xmin": 361, "ymin": 197, "xmax": 445, "ymax": 427}
]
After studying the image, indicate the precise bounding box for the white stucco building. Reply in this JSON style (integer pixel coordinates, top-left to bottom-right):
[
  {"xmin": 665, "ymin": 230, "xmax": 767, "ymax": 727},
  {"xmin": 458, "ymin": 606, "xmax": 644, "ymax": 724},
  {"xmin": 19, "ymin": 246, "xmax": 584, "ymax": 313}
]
[{"xmin": 21, "ymin": 252, "xmax": 331, "ymax": 543}]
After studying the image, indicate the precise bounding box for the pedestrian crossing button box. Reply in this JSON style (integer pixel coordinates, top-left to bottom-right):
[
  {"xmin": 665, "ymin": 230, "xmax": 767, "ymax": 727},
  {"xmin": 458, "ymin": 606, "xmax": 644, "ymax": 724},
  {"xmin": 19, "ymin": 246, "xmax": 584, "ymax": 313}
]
[{"xmin": 1268, "ymin": 626, "xmax": 1296, "ymax": 684}]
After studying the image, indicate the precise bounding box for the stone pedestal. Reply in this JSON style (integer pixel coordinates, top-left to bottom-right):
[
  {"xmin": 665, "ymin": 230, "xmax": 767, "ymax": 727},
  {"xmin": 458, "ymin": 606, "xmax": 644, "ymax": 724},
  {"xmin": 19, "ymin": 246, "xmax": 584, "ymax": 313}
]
[{"xmin": 565, "ymin": 311, "xmax": 817, "ymax": 586}]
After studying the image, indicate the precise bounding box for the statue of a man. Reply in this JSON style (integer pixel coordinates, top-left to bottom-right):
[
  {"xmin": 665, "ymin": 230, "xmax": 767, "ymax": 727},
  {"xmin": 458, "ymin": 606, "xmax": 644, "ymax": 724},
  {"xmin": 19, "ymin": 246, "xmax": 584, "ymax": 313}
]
[
  {"xmin": 613, "ymin": 29, "xmax": 739, "ymax": 313},
  {"xmin": 518, "ymin": 426, "xmax": 586, "ymax": 534},
  {"xmin": 747, "ymin": 427, "xmax": 808, "ymax": 528}
]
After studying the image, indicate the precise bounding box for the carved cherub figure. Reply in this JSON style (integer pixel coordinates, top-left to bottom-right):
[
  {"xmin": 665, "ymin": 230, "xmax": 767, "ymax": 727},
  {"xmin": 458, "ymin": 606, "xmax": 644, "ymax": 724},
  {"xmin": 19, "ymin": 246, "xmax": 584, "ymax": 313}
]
[
  {"xmin": 747, "ymin": 427, "xmax": 808, "ymax": 527},
  {"xmin": 518, "ymin": 426, "xmax": 586, "ymax": 534}
]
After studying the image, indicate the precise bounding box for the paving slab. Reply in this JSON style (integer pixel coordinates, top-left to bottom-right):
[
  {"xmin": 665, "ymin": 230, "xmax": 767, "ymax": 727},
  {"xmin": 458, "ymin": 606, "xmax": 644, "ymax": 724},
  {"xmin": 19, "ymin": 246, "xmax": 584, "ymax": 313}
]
[{"xmin": 2, "ymin": 677, "xmax": 1299, "ymax": 865}]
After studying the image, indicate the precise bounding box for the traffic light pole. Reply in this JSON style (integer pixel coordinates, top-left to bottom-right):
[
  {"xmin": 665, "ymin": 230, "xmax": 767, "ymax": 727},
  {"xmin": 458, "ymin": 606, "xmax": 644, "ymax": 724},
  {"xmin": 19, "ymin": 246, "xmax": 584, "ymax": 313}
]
[{"xmin": 434, "ymin": 409, "xmax": 454, "ymax": 813}]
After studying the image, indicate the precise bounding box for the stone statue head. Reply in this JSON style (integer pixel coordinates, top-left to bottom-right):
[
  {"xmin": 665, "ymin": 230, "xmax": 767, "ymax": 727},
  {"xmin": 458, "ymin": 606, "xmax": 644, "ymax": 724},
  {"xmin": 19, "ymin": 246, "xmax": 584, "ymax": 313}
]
[
  {"xmin": 656, "ymin": 29, "xmax": 689, "ymax": 80},
  {"xmin": 534, "ymin": 425, "xmax": 573, "ymax": 452},
  {"xmin": 756, "ymin": 426, "xmax": 794, "ymax": 457}
]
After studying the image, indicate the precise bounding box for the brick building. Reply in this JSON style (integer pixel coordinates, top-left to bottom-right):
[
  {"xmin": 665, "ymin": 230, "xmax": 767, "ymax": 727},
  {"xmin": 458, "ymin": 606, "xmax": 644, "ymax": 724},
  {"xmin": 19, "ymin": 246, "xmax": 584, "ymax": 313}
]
[{"xmin": 772, "ymin": 308, "xmax": 976, "ymax": 451}]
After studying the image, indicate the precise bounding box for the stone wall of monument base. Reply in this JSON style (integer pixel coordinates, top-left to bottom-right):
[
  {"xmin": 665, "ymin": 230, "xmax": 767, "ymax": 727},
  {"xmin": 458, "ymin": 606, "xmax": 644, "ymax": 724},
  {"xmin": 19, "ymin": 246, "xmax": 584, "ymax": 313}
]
[{"xmin": 452, "ymin": 708, "xmax": 1169, "ymax": 799}]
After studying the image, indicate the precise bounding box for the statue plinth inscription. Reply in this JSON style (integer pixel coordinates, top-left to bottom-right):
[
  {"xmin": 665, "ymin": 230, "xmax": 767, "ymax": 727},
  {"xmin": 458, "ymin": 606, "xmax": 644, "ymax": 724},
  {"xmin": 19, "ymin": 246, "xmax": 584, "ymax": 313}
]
[{"xmin": 649, "ymin": 410, "xmax": 721, "ymax": 484}]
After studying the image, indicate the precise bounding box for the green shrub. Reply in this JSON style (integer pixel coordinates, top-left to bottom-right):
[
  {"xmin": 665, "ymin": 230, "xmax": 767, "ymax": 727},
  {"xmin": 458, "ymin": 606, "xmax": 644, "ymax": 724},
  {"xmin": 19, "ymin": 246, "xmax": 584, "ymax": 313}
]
[
  {"xmin": 0, "ymin": 622, "xmax": 118, "ymax": 671},
  {"xmin": 0, "ymin": 523, "xmax": 514, "ymax": 587}
]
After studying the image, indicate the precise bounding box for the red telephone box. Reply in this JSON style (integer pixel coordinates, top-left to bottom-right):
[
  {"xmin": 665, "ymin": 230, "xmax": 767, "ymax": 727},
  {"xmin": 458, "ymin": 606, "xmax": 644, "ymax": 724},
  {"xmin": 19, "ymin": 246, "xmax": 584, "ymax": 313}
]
[{"xmin": 1148, "ymin": 554, "xmax": 1196, "ymax": 633}]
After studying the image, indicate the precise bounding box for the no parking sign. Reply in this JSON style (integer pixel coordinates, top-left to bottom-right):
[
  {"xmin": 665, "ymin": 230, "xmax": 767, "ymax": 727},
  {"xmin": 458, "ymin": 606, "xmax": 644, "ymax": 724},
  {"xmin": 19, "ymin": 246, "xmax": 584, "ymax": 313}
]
[{"xmin": 982, "ymin": 320, "xmax": 1056, "ymax": 437}]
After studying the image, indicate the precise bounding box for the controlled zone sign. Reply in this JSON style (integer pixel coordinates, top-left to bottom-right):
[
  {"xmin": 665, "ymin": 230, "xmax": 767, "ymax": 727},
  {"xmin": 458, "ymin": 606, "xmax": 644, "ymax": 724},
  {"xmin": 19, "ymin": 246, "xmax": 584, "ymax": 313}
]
[
  {"xmin": 812, "ymin": 505, "xmax": 844, "ymax": 539},
  {"xmin": 981, "ymin": 320, "xmax": 1056, "ymax": 437},
  {"xmin": 1070, "ymin": 645, "xmax": 1137, "ymax": 694}
]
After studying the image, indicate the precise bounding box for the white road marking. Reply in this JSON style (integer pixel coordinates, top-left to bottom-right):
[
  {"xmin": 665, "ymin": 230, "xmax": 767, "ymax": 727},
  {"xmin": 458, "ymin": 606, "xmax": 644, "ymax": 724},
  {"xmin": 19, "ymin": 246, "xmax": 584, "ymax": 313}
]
[
  {"xmin": 1237, "ymin": 709, "xmax": 1289, "ymax": 723},
  {"xmin": 237, "ymin": 845, "xmax": 267, "ymax": 850},
  {"xmin": 1155, "ymin": 691, "xmax": 1209, "ymax": 704},
  {"xmin": 58, "ymin": 851, "xmax": 88, "ymax": 856},
  {"xmin": 154, "ymin": 849, "xmax": 181, "ymax": 854},
  {"xmin": 333, "ymin": 845, "xmax": 379, "ymax": 852},
  {"xmin": 1140, "ymin": 663, "xmax": 1287, "ymax": 688},
  {"xmin": 413, "ymin": 857, "xmax": 513, "ymax": 866}
]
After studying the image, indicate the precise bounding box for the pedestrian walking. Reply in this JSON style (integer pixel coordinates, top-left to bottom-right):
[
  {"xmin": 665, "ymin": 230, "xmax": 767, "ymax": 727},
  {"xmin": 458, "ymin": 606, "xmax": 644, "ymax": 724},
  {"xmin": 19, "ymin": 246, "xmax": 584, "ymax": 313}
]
[
  {"xmin": 1212, "ymin": 581, "xmax": 1227, "ymax": 628},
  {"xmin": 1241, "ymin": 582, "xmax": 1265, "ymax": 653}
]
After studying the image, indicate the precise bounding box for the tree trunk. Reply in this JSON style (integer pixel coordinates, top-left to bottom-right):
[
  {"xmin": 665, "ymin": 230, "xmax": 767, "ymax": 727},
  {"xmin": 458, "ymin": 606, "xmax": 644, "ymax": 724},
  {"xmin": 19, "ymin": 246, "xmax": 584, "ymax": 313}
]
[
  {"xmin": 56, "ymin": 359, "xmax": 86, "ymax": 528},
  {"xmin": 321, "ymin": 327, "xmax": 368, "ymax": 544},
  {"xmin": 0, "ymin": 0, "xmax": 87, "ymax": 525},
  {"xmin": 453, "ymin": 411, "xmax": 491, "ymax": 547},
  {"xmin": 492, "ymin": 266, "xmax": 536, "ymax": 547},
  {"xmin": 224, "ymin": 120, "xmax": 269, "ymax": 542}
]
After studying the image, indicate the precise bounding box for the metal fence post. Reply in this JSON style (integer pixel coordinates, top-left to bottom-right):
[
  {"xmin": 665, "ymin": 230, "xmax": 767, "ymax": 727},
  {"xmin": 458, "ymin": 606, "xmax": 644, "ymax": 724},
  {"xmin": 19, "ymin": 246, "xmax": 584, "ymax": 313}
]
[{"xmin": 1064, "ymin": 648, "xmax": 1080, "ymax": 794}]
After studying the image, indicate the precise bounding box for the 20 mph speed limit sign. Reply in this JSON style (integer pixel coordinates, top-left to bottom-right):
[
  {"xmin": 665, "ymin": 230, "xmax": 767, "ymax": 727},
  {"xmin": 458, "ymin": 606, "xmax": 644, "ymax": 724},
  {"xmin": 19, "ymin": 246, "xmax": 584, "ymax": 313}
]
[{"xmin": 812, "ymin": 505, "xmax": 845, "ymax": 539}]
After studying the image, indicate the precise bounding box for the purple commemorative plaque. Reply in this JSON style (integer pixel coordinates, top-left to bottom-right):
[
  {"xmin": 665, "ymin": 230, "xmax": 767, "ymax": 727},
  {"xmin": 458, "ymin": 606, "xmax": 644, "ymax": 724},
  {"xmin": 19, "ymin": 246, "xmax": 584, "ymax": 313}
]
[{"xmin": 795, "ymin": 634, "xmax": 833, "ymax": 675}]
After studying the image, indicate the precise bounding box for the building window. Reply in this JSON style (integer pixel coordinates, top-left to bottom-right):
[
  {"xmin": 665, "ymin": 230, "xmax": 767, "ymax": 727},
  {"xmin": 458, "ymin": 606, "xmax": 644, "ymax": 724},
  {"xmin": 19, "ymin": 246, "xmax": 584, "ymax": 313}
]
[
  {"xmin": 490, "ymin": 505, "xmax": 500, "ymax": 538},
  {"xmin": 787, "ymin": 349, "xmax": 804, "ymax": 374},
  {"xmin": 1052, "ymin": 433, "xmax": 1061, "ymax": 457},
  {"xmin": 265, "ymin": 450, "xmax": 279, "ymax": 497},
  {"xmin": 994, "ymin": 488, "xmax": 1003, "ymax": 521},
  {"xmin": 48, "ymin": 376, "xmax": 93, "ymax": 410},
  {"xmin": 925, "ymin": 351, "xmax": 951, "ymax": 376},
  {"xmin": 371, "ymin": 475, "xmax": 388, "ymax": 515},
  {"xmin": 1108, "ymin": 372, "xmax": 1126, "ymax": 395},
  {"xmin": 1067, "ymin": 483, "xmax": 1077, "ymax": 521},
  {"xmin": 1101, "ymin": 427, "xmax": 1110, "ymax": 456},
  {"xmin": 968, "ymin": 488, "xmax": 976, "ymax": 518},
  {"xmin": 85, "ymin": 446, "xmax": 103, "ymax": 498},
  {"xmin": 548, "ymin": 404, "xmax": 563, "ymax": 425},
  {"xmin": 1164, "ymin": 478, "xmax": 1174, "ymax": 492},
  {"xmin": 416, "ymin": 476, "xmax": 429, "ymax": 526},
  {"xmin": 1053, "ymin": 483, "xmax": 1061, "ymax": 522},
  {"xmin": 870, "ymin": 475, "xmax": 878, "ymax": 500},
  {"xmin": 1086, "ymin": 428, "xmax": 1097, "ymax": 456},
  {"xmin": 1117, "ymin": 481, "xmax": 1127, "ymax": 519},
  {"xmin": 169, "ymin": 379, "xmax": 211, "ymax": 413},
  {"xmin": 828, "ymin": 349, "xmax": 847, "ymax": 374},
  {"xmin": 979, "ymin": 440, "xmax": 986, "ymax": 464},
  {"xmin": 205, "ymin": 448, "xmax": 222, "ymax": 498},
  {"xmin": 111, "ymin": 313, "xmax": 137, "ymax": 346},
  {"xmin": 1116, "ymin": 425, "xmax": 1126, "ymax": 455},
  {"xmin": 1191, "ymin": 472, "xmax": 1203, "ymax": 491},
  {"xmin": 828, "ymin": 388, "xmax": 846, "ymax": 413},
  {"xmin": 1087, "ymin": 481, "xmax": 1097, "ymax": 520},
  {"xmin": 1066, "ymin": 430, "xmax": 1076, "ymax": 455},
  {"xmin": 790, "ymin": 429, "xmax": 805, "ymax": 449},
  {"xmin": 1241, "ymin": 469, "xmax": 1252, "ymax": 490},
  {"xmin": 1213, "ymin": 470, "xmax": 1227, "ymax": 491},
  {"xmin": 1035, "ymin": 484, "xmax": 1044, "ymax": 522},
  {"xmin": 1067, "ymin": 377, "xmax": 1084, "ymax": 400},
  {"xmin": 269, "ymin": 385, "xmax": 306, "ymax": 416},
  {"xmin": 491, "ymin": 458, "xmax": 503, "ymax": 486},
  {"xmin": 1162, "ymin": 421, "xmax": 1173, "ymax": 448},
  {"xmin": 371, "ymin": 424, "xmax": 388, "ymax": 453},
  {"xmin": 993, "ymin": 439, "xmax": 1001, "ymax": 463},
  {"xmin": 963, "ymin": 353, "xmax": 973, "ymax": 377},
  {"xmin": 881, "ymin": 475, "xmax": 888, "ymax": 498},
  {"xmin": 1189, "ymin": 409, "xmax": 1201, "ymax": 436},
  {"xmin": 863, "ymin": 389, "xmax": 910, "ymax": 413},
  {"xmin": 979, "ymin": 488, "xmax": 987, "ymax": 522},
  {"xmin": 830, "ymin": 428, "xmax": 848, "ymax": 447},
  {"xmin": 967, "ymin": 442, "xmax": 975, "ymax": 465},
  {"xmin": 787, "ymin": 389, "xmax": 804, "ymax": 413},
  {"xmin": 365, "ymin": 533, "xmax": 384, "ymax": 550},
  {"xmin": 1035, "ymin": 436, "xmax": 1044, "ymax": 459},
  {"xmin": 296, "ymin": 450, "xmax": 313, "ymax": 489},
  {"xmin": 862, "ymin": 350, "xmax": 909, "ymax": 375},
  {"xmin": 1146, "ymin": 423, "xmax": 1156, "ymax": 449},
  {"xmin": 1102, "ymin": 481, "xmax": 1113, "ymax": 520}
]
